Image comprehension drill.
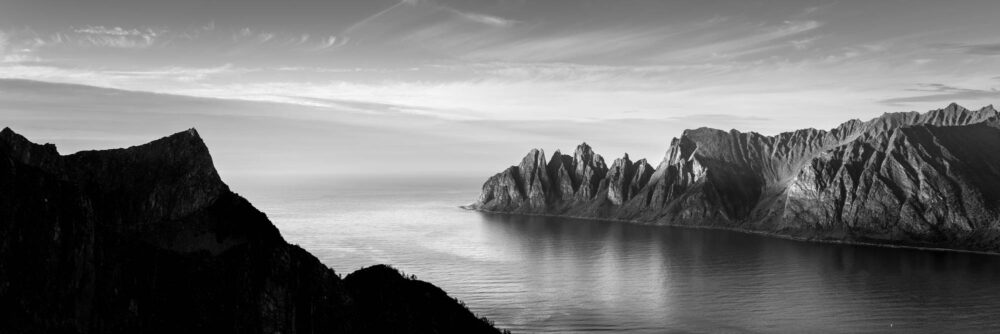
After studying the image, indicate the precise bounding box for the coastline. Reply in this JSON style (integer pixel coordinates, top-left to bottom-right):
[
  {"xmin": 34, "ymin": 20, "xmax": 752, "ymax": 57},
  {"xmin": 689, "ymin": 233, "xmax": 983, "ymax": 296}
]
[{"xmin": 459, "ymin": 205, "xmax": 1000, "ymax": 257}]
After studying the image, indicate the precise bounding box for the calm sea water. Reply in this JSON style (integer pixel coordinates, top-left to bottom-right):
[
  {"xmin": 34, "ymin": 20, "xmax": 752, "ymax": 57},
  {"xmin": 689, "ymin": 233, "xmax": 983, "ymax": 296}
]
[{"xmin": 232, "ymin": 175, "xmax": 1000, "ymax": 333}]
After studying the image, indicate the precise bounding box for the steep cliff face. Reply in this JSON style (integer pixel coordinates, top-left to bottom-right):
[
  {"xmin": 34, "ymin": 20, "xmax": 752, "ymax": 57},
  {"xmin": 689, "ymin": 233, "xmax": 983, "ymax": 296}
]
[
  {"xmin": 469, "ymin": 104, "xmax": 1000, "ymax": 253},
  {"xmin": 783, "ymin": 118, "xmax": 1000, "ymax": 248},
  {"xmin": 0, "ymin": 128, "xmax": 504, "ymax": 334}
]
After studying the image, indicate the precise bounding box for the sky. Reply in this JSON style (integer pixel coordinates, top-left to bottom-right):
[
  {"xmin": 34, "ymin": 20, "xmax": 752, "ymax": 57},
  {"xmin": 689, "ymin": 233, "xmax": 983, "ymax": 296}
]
[{"xmin": 1, "ymin": 0, "xmax": 999, "ymax": 178}]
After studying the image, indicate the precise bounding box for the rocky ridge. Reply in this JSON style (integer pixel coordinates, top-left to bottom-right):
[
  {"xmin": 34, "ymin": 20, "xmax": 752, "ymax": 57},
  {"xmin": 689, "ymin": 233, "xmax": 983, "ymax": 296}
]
[
  {"xmin": 0, "ymin": 128, "xmax": 505, "ymax": 333},
  {"xmin": 468, "ymin": 103, "xmax": 1000, "ymax": 253}
]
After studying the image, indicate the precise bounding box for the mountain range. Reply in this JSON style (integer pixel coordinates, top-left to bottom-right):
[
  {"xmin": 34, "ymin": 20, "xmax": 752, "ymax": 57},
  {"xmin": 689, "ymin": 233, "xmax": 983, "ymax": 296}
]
[
  {"xmin": 467, "ymin": 103, "xmax": 1000, "ymax": 253},
  {"xmin": 0, "ymin": 127, "xmax": 505, "ymax": 333}
]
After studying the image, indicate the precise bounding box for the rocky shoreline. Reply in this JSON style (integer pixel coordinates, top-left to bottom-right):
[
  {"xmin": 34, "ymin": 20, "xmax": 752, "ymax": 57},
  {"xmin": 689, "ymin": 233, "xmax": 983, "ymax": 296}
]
[{"xmin": 461, "ymin": 206, "xmax": 1000, "ymax": 256}]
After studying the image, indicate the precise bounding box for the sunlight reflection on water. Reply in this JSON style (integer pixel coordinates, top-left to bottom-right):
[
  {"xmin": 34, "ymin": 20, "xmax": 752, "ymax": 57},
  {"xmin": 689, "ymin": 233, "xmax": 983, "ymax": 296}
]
[{"xmin": 232, "ymin": 175, "xmax": 1000, "ymax": 333}]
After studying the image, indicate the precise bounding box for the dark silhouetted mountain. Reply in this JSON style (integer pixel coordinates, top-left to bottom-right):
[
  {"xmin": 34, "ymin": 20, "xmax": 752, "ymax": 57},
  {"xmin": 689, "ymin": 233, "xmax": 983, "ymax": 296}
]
[
  {"xmin": 0, "ymin": 128, "xmax": 506, "ymax": 334},
  {"xmin": 468, "ymin": 103, "xmax": 1000, "ymax": 253}
]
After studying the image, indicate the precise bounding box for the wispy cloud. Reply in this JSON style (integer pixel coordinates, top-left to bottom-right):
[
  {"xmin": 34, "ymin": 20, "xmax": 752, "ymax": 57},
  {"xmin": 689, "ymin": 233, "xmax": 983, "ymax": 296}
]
[
  {"xmin": 74, "ymin": 26, "xmax": 150, "ymax": 36},
  {"xmin": 0, "ymin": 29, "xmax": 47, "ymax": 63},
  {"xmin": 2, "ymin": 54, "xmax": 40, "ymax": 63},
  {"xmin": 72, "ymin": 25, "xmax": 162, "ymax": 49},
  {"xmin": 390, "ymin": 15, "xmax": 823, "ymax": 64},
  {"xmin": 101, "ymin": 64, "xmax": 245, "ymax": 82},
  {"xmin": 422, "ymin": 19, "xmax": 728, "ymax": 63},
  {"xmin": 933, "ymin": 42, "xmax": 1000, "ymax": 56},
  {"xmin": 0, "ymin": 25, "xmax": 164, "ymax": 51},
  {"xmin": 0, "ymin": 24, "xmax": 350, "ymax": 56},
  {"xmin": 0, "ymin": 31, "xmax": 9, "ymax": 52},
  {"xmin": 652, "ymin": 20, "xmax": 823, "ymax": 61},
  {"xmin": 461, "ymin": 27, "xmax": 673, "ymax": 62},
  {"xmin": 314, "ymin": 35, "xmax": 347, "ymax": 50},
  {"xmin": 443, "ymin": 7, "xmax": 518, "ymax": 27},
  {"xmin": 790, "ymin": 35, "xmax": 823, "ymax": 50},
  {"xmin": 342, "ymin": 0, "xmax": 417, "ymax": 35},
  {"xmin": 668, "ymin": 113, "xmax": 771, "ymax": 123},
  {"xmin": 232, "ymin": 27, "xmax": 254, "ymax": 41},
  {"xmin": 257, "ymin": 32, "xmax": 275, "ymax": 43},
  {"xmin": 879, "ymin": 83, "xmax": 1000, "ymax": 106},
  {"xmin": 294, "ymin": 34, "xmax": 310, "ymax": 45},
  {"xmin": 0, "ymin": 61, "xmax": 250, "ymax": 89}
]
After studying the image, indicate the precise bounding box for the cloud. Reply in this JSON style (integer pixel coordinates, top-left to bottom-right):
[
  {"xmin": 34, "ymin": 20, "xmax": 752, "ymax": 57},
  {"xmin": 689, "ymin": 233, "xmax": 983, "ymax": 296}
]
[
  {"xmin": 0, "ymin": 31, "xmax": 8, "ymax": 52},
  {"xmin": 667, "ymin": 113, "xmax": 772, "ymax": 123},
  {"xmin": 0, "ymin": 61, "xmax": 248, "ymax": 88},
  {"xmin": 452, "ymin": 61, "xmax": 743, "ymax": 85},
  {"xmin": 257, "ymin": 32, "xmax": 275, "ymax": 43},
  {"xmin": 0, "ymin": 30, "xmax": 36, "ymax": 64},
  {"xmin": 790, "ymin": 35, "xmax": 822, "ymax": 50},
  {"xmin": 653, "ymin": 20, "xmax": 823, "ymax": 61},
  {"xmin": 295, "ymin": 34, "xmax": 310, "ymax": 45},
  {"xmin": 455, "ymin": 26, "xmax": 682, "ymax": 62},
  {"xmin": 933, "ymin": 42, "xmax": 1000, "ymax": 56},
  {"xmin": 78, "ymin": 35, "xmax": 154, "ymax": 48},
  {"xmin": 342, "ymin": 0, "xmax": 416, "ymax": 35},
  {"xmin": 315, "ymin": 35, "xmax": 347, "ymax": 50},
  {"xmin": 879, "ymin": 83, "xmax": 1000, "ymax": 106},
  {"xmin": 102, "ymin": 64, "xmax": 245, "ymax": 82},
  {"xmin": 234, "ymin": 27, "xmax": 254, "ymax": 40},
  {"xmin": 2, "ymin": 54, "xmax": 39, "ymax": 63},
  {"xmin": 74, "ymin": 26, "xmax": 148, "ymax": 36},
  {"xmin": 72, "ymin": 25, "xmax": 161, "ymax": 49},
  {"xmin": 444, "ymin": 7, "xmax": 517, "ymax": 27},
  {"xmin": 423, "ymin": 17, "xmax": 819, "ymax": 63},
  {"xmin": 285, "ymin": 96, "xmax": 483, "ymax": 120}
]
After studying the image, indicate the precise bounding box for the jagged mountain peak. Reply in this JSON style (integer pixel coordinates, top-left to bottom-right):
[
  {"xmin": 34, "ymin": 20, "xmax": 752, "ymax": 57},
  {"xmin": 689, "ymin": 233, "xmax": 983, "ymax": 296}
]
[
  {"xmin": 681, "ymin": 127, "xmax": 727, "ymax": 137},
  {"xmin": 66, "ymin": 128, "xmax": 223, "ymax": 189},
  {"xmin": 520, "ymin": 148, "xmax": 546, "ymax": 162},
  {"xmin": 471, "ymin": 104, "xmax": 1000, "ymax": 253},
  {"xmin": 1, "ymin": 127, "xmax": 62, "ymax": 169},
  {"xmin": 671, "ymin": 104, "xmax": 996, "ymax": 151},
  {"xmin": 129, "ymin": 127, "xmax": 210, "ymax": 153},
  {"xmin": 1, "ymin": 127, "xmax": 48, "ymax": 148}
]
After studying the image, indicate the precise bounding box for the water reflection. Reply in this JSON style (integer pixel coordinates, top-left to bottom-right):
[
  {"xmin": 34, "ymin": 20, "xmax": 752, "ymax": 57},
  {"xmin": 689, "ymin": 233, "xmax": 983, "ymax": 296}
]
[
  {"xmin": 234, "ymin": 176, "xmax": 1000, "ymax": 334},
  {"xmin": 477, "ymin": 212, "xmax": 1000, "ymax": 333}
]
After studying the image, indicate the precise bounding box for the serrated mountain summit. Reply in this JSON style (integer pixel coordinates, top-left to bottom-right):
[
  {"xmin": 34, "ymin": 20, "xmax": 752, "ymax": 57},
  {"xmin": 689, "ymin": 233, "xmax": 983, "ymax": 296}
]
[{"xmin": 468, "ymin": 104, "xmax": 1000, "ymax": 253}]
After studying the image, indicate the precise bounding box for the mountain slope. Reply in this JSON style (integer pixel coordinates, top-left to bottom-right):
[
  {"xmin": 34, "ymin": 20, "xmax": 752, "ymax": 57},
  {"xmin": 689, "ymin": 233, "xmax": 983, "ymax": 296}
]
[
  {"xmin": 0, "ymin": 128, "xmax": 504, "ymax": 333},
  {"xmin": 468, "ymin": 103, "xmax": 1000, "ymax": 253}
]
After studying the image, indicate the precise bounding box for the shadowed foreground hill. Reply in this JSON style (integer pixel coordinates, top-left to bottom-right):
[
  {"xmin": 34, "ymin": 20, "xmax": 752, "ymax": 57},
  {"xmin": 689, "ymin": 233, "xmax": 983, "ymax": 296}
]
[
  {"xmin": 469, "ymin": 103, "xmax": 1000, "ymax": 253},
  {"xmin": 0, "ymin": 128, "xmax": 505, "ymax": 334}
]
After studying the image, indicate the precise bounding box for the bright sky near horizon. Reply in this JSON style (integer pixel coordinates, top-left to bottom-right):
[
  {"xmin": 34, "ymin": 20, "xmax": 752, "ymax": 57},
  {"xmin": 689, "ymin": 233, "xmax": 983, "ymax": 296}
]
[{"xmin": 1, "ymin": 0, "xmax": 999, "ymax": 177}]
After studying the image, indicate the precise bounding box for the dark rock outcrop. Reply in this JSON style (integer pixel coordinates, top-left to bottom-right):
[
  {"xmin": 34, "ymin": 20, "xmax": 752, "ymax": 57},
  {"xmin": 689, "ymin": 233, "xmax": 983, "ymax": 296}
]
[
  {"xmin": 0, "ymin": 128, "xmax": 505, "ymax": 334},
  {"xmin": 468, "ymin": 103, "xmax": 1000, "ymax": 253}
]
